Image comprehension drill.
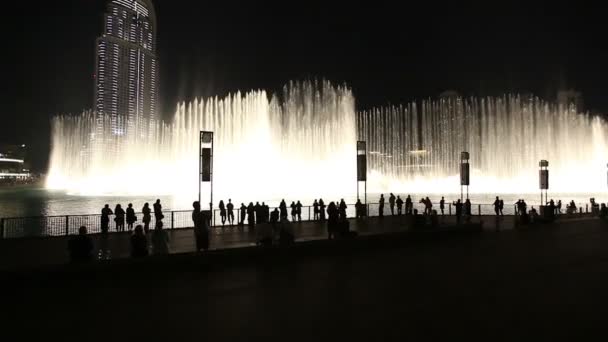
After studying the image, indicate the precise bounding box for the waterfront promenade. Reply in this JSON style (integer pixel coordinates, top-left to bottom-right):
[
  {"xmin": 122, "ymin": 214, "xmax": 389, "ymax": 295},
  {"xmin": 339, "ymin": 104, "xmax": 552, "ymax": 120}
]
[
  {"xmin": 0, "ymin": 214, "xmax": 516, "ymax": 271},
  {"xmin": 3, "ymin": 214, "xmax": 607, "ymax": 339}
]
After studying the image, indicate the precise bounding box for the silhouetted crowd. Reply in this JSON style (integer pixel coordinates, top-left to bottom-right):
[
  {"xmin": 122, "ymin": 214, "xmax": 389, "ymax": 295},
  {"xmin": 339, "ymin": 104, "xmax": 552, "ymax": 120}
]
[{"xmin": 65, "ymin": 195, "xmax": 604, "ymax": 263}]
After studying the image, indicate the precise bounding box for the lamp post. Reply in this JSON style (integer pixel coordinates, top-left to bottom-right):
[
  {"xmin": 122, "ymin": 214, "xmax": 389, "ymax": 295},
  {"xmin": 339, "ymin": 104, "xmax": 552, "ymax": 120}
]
[
  {"xmin": 539, "ymin": 160, "xmax": 549, "ymax": 207},
  {"xmin": 357, "ymin": 141, "xmax": 367, "ymax": 214},
  {"xmin": 460, "ymin": 152, "xmax": 470, "ymax": 203}
]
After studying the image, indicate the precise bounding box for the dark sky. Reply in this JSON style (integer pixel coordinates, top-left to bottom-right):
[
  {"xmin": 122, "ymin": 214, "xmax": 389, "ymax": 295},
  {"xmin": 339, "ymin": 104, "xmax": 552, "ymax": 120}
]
[{"xmin": 2, "ymin": 0, "xmax": 606, "ymax": 170}]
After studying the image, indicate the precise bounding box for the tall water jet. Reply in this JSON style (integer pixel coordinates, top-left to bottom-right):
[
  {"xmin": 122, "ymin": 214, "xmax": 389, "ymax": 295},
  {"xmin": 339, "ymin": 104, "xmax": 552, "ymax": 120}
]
[
  {"xmin": 358, "ymin": 95, "xmax": 608, "ymax": 194},
  {"xmin": 47, "ymin": 80, "xmax": 358, "ymax": 206}
]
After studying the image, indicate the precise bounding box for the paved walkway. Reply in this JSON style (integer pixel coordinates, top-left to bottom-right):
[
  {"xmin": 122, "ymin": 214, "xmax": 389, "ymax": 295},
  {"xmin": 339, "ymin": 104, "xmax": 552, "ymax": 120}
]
[{"xmin": 1, "ymin": 213, "xmax": 587, "ymax": 271}]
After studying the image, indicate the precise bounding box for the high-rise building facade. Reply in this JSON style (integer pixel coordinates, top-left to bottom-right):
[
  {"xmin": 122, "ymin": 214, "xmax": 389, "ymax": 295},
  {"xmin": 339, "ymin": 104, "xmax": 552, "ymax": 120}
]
[{"xmin": 94, "ymin": 0, "xmax": 158, "ymax": 139}]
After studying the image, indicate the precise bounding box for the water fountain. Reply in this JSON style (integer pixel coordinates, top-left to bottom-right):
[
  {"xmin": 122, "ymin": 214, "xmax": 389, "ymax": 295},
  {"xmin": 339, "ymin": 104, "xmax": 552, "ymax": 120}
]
[
  {"xmin": 47, "ymin": 80, "xmax": 358, "ymax": 206},
  {"xmin": 47, "ymin": 82, "xmax": 608, "ymax": 208},
  {"xmin": 358, "ymin": 95, "xmax": 608, "ymax": 194}
]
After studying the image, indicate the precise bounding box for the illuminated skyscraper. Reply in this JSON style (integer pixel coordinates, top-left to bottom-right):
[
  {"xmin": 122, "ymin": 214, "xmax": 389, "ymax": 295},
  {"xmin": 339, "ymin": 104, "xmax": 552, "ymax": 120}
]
[{"xmin": 94, "ymin": 0, "xmax": 158, "ymax": 139}]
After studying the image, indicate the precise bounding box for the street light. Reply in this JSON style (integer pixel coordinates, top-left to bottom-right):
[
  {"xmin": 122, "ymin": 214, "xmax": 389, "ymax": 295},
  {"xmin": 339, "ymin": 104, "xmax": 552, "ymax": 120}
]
[{"xmin": 460, "ymin": 152, "xmax": 470, "ymax": 202}]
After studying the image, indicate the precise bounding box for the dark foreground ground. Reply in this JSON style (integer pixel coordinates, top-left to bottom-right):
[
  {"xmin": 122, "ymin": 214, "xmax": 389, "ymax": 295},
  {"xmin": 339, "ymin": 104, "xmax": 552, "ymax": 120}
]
[{"xmin": 3, "ymin": 217, "xmax": 608, "ymax": 340}]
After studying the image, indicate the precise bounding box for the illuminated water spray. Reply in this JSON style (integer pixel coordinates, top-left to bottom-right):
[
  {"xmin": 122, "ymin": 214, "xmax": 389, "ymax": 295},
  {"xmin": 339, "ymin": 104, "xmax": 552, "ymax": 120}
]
[
  {"xmin": 358, "ymin": 95, "xmax": 608, "ymax": 194},
  {"xmin": 47, "ymin": 80, "xmax": 358, "ymax": 204},
  {"xmin": 48, "ymin": 82, "xmax": 608, "ymax": 204}
]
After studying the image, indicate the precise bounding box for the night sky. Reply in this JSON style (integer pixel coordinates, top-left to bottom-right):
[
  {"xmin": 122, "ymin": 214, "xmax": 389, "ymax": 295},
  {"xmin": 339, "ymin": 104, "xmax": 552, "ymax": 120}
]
[{"xmin": 2, "ymin": 0, "xmax": 606, "ymax": 171}]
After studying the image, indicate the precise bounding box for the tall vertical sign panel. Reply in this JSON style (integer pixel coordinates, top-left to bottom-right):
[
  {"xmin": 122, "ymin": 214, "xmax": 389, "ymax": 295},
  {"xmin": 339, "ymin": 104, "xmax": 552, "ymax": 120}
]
[
  {"xmin": 357, "ymin": 141, "xmax": 367, "ymax": 181},
  {"xmin": 539, "ymin": 170, "xmax": 549, "ymax": 190},
  {"xmin": 201, "ymin": 148, "xmax": 212, "ymax": 182},
  {"xmin": 460, "ymin": 163, "xmax": 470, "ymax": 186}
]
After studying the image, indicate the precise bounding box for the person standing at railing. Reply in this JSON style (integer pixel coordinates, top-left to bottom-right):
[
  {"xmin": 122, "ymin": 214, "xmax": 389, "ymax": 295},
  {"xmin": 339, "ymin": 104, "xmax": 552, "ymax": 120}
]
[
  {"xmin": 227, "ymin": 199, "xmax": 235, "ymax": 226},
  {"xmin": 313, "ymin": 199, "xmax": 320, "ymax": 220},
  {"xmin": 396, "ymin": 196, "xmax": 403, "ymax": 215},
  {"xmin": 379, "ymin": 194, "xmax": 385, "ymax": 217},
  {"xmin": 556, "ymin": 200, "xmax": 562, "ymax": 215},
  {"xmin": 499, "ymin": 199, "xmax": 504, "ymax": 216},
  {"xmin": 126, "ymin": 203, "xmax": 137, "ymax": 231},
  {"xmin": 142, "ymin": 203, "xmax": 152, "ymax": 233},
  {"xmin": 296, "ymin": 200, "xmax": 303, "ymax": 221},
  {"xmin": 240, "ymin": 203, "xmax": 246, "ymax": 225},
  {"xmin": 355, "ymin": 198, "xmax": 363, "ymax": 218},
  {"xmin": 153, "ymin": 199, "xmax": 164, "ymax": 223},
  {"xmin": 194, "ymin": 210, "xmax": 211, "ymax": 252},
  {"xmin": 493, "ymin": 197, "xmax": 501, "ymax": 216},
  {"xmin": 453, "ymin": 199, "xmax": 463, "ymax": 224},
  {"xmin": 389, "ymin": 193, "xmax": 396, "ymax": 215},
  {"xmin": 319, "ymin": 199, "xmax": 326, "ymax": 221},
  {"xmin": 254, "ymin": 202, "xmax": 262, "ymax": 224},
  {"xmin": 464, "ymin": 199, "xmax": 472, "ymax": 222},
  {"xmin": 290, "ymin": 201, "xmax": 297, "ymax": 221},
  {"xmin": 279, "ymin": 199, "xmax": 287, "ymax": 220},
  {"xmin": 439, "ymin": 197, "xmax": 445, "ymax": 215},
  {"xmin": 247, "ymin": 202, "xmax": 255, "ymax": 227},
  {"xmin": 405, "ymin": 195, "xmax": 412, "ymax": 215},
  {"xmin": 219, "ymin": 200, "xmax": 227, "ymax": 226},
  {"xmin": 101, "ymin": 204, "xmax": 113, "ymax": 234},
  {"xmin": 261, "ymin": 202, "xmax": 269, "ymax": 224},
  {"xmin": 339, "ymin": 199, "xmax": 347, "ymax": 219},
  {"xmin": 114, "ymin": 204, "xmax": 126, "ymax": 232},
  {"xmin": 192, "ymin": 201, "xmax": 201, "ymax": 227},
  {"xmin": 327, "ymin": 201, "xmax": 339, "ymax": 239}
]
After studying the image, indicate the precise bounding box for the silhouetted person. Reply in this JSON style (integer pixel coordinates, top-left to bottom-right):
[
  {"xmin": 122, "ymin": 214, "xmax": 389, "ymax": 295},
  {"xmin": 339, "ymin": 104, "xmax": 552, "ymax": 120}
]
[
  {"xmin": 338, "ymin": 199, "xmax": 347, "ymax": 219},
  {"xmin": 319, "ymin": 199, "xmax": 326, "ymax": 221},
  {"xmin": 240, "ymin": 203, "xmax": 247, "ymax": 225},
  {"xmin": 405, "ymin": 195, "xmax": 413, "ymax": 215},
  {"xmin": 389, "ymin": 193, "xmax": 396, "ymax": 215},
  {"xmin": 515, "ymin": 200, "xmax": 522, "ymax": 216},
  {"xmin": 439, "ymin": 197, "xmax": 445, "ymax": 215},
  {"xmin": 271, "ymin": 208, "xmax": 279, "ymax": 224},
  {"xmin": 396, "ymin": 196, "xmax": 404, "ymax": 215},
  {"xmin": 227, "ymin": 199, "xmax": 235, "ymax": 225},
  {"xmin": 424, "ymin": 197, "xmax": 433, "ymax": 215},
  {"xmin": 327, "ymin": 201, "xmax": 339, "ymax": 239},
  {"xmin": 142, "ymin": 203, "xmax": 152, "ymax": 233},
  {"xmin": 114, "ymin": 204, "xmax": 125, "ymax": 232},
  {"xmin": 194, "ymin": 207, "xmax": 210, "ymax": 252},
  {"xmin": 254, "ymin": 202, "xmax": 262, "ymax": 223},
  {"xmin": 151, "ymin": 221, "xmax": 169, "ymax": 255},
  {"xmin": 499, "ymin": 199, "xmax": 504, "ymax": 215},
  {"xmin": 521, "ymin": 200, "xmax": 527, "ymax": 215},
  {"xmin": 219, "ymin": 200, "xmax": 227, "ymax": 226},
  {"xmin": 290, "ymin": 201, "xmax": 297, "ymax": 221},
  {"xmin": 126, "ymin": 203, "xmax": 136, "ymax": 230},
  {"xmin": 601, "ymin": 203, "xmax": 608, "ymax": 218},
  {"xmin": 153, "ymin": 199, "xmax": 163, "ymax": 223},
  {"xmin": 296, "ymin": 200, "xmax": 303, "ymax": 221},
  {"xmin": 68, "ymin": 226, "xmax": 94, "ymax": 263},
  {"xmin": 247, "ymin": 202, "xmax": 255, "ymax": 227},
  {"xmin": 529, "ymin": 206, "xmax": 538, "ymax": 223},
  {"xmin": 464, "ymin": 199, "xmax": 472, "ymax": 220},
  {"xmin": 313, "ymin": 199, "xmax": 320, "ymax": 220},
  {"xmin": 264, "ymin": 203, "xmax": 270, "ymax": 224},
  {"xmin": 280, "ymin": 199, "xmax": 288, "ymax": 220},
  {"xmin": 453, "ymin": 199, "xmax": 463, "ymax": 223},
  {"xmin": 557, "ymin": 200, "xmax": 562, "ymax": 215},
  {"xmin": 493, "ymin": 196, "xmax": 500, "ymax": 216},
  {"xmin": 130, "ymin": 225, "xmax": 148, "ymax": 258},
  {"xmin": 192, "ymin": 201, "xmax": 201, "ymax": 227},
  {"xmin": 101, "ymin": 204, "xmax": 113, "ymax": 234},
  {"xmin": 355, "ymin": 199, "xmax": 363, "ymax": 218},
  {"xmin": 379, "ymin": 194, "xmax": 385, "ymax": 217}
]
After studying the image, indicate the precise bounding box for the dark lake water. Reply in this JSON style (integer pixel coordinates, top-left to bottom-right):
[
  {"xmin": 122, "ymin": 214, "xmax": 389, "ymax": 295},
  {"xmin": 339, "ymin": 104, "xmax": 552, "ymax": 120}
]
[{"xmin": 1, "ymin": 186, "xmax": 606, "ymax": 218}]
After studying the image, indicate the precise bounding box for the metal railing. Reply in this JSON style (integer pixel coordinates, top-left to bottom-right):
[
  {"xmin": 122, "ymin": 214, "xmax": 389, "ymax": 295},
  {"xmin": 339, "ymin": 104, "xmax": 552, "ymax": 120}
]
[{"xmin": 0, "ymin": 200, "xmax": 585, "ymax": 239}]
